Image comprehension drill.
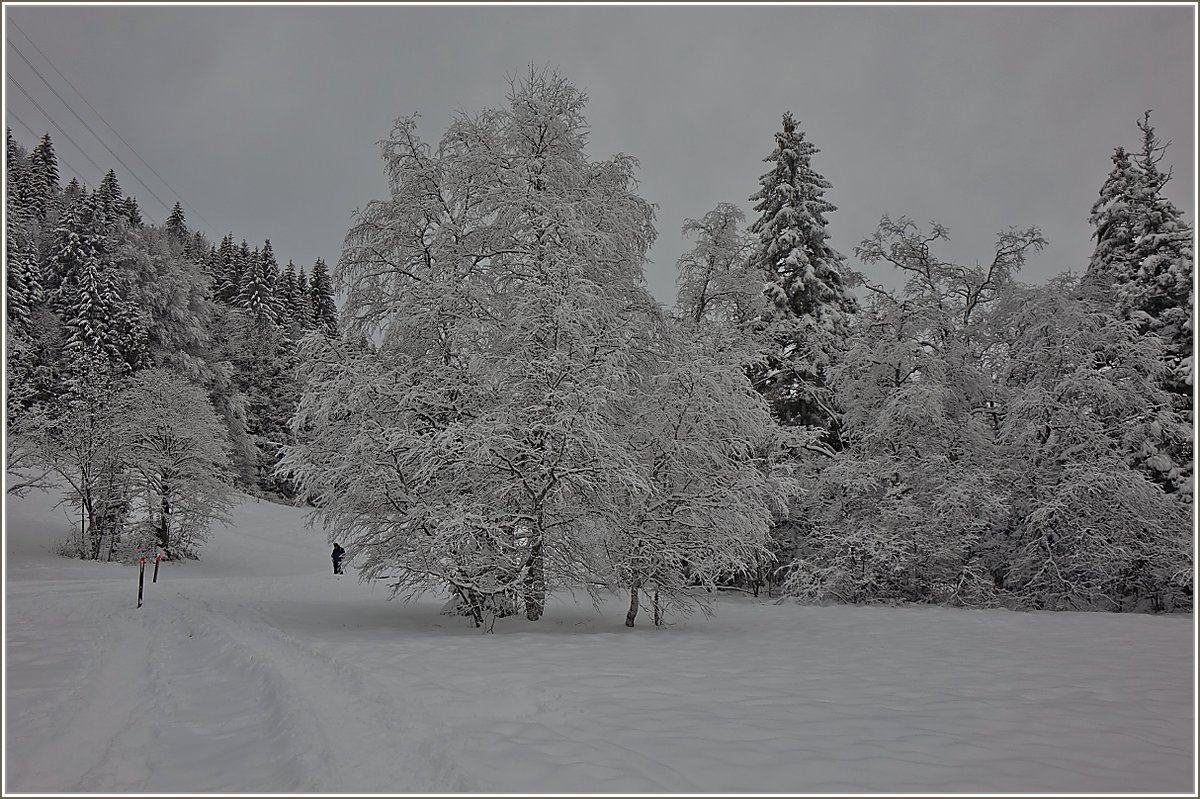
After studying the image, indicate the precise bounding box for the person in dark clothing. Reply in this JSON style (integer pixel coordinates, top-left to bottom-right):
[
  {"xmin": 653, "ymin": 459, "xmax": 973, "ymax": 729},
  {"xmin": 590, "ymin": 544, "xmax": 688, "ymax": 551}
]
[{"xmin": 331, "ymin": 542, "xmax": 345, "ymax": 575}]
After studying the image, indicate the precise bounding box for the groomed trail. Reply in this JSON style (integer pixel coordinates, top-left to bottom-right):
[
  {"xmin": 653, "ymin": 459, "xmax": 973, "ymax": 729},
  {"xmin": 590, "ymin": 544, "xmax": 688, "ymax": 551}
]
[
  {"xmin": 4, "ymin": 486, "xmax": 1195, "ymax": 794},
  {"xmin": 6, "ymin": 493, "xmax": 475, "ymax": 793}
]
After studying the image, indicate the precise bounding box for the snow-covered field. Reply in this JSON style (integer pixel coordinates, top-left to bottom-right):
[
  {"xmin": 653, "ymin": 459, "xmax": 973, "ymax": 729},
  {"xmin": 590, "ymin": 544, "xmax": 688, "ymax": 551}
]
[{"xmin": 4, "ymin": 484, "xmax": 1195, "ymax": 794}]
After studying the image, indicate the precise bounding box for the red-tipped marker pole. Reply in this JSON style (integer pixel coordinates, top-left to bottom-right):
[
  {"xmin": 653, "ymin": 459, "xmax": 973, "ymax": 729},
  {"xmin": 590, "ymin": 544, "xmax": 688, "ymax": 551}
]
[{"xmin": 137, "ymin": 556, "xmax": 146, "ymax": 608}]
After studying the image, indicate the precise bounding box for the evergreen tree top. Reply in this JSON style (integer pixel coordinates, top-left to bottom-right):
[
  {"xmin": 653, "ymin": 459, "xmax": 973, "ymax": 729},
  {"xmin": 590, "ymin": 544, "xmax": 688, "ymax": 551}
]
[
  {"xmin": 166, "ymin": 201, "xmax": 188, "ymax": 241},
  {"xmin": 1136, "ymin": 110, "xmax": 1171, "ymax": 189}
]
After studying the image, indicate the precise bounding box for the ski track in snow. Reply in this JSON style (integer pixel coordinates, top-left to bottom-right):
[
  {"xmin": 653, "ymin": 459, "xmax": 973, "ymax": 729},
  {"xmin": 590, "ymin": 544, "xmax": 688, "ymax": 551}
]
[{"xmin": 4, "ymin": 487, "xmax": 1196, "ymax": 794}]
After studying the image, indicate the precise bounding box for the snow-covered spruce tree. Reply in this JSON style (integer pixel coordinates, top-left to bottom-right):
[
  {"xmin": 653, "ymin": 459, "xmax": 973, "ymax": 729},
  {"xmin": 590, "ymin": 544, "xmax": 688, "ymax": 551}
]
[
  {"xmin": 780, "ymin": 217, "xmax": 1044, "ymax": 607},
  {"xmin": 186, "ymin": 230, "xmax": 206, "ymax": 261},
  {"xmin": 28, "ymin": 132, "xmax": 61, "ymax": 226},
  {"xmin": 212, "ymin": 234, "xmax": 240, "ymax": 304},
  {"xmin": 5, "ymin": 132, "xmax": 49, "ymax": 423},
  {"xmin": 111, "ymin": 369, "xmax": 233, "ymax": 559},
  {"xmin": 260, "ymin": 239, "xmax": 282, "ymax": 295},
  {"xmin": 165, "ymin": 201, "xmax": 187, "ymax": 243},
  {"xmin": 279, "ymin": 260, "xmax": 299, "ymax": 329},
  {"xmin": 280, "ymin": 70, "xmax": 661, "ymax": 626},
  {"xmin": 993, "ymin": 276, "xmax": 1191, "ymax": 611},
  {"xmin": 308, "ymin": 258, "xmax": 338, "ymax": 335},
  {"xmin": 236, "ymin": 245, "xmax": 283, "ymax": 325},
  {"xmin": 96, "ymin": 169, "xmax": 123, "ymax": 222},
  {"xmin": 674, "ymin": 202, "xmax": 762, "ymax": 330},
  {"xmin": 62, "ymin": 177, "xmax": 85, "ymax": 212},
  {"xmin": 293, "ymin": 266, "xmax": 314, "ymax": 329},
  {"xmin": 229, "ymin": 309, "xmax": 300, "ymax": 498},
  {"xmin": 6, "ymin": 190, "xmax": 43, "ymax": 340},
  {"xmin": 7, "ymin": 128, "xmax": 39, "ymax": 218},
  {"xmin": 1086, "ymin": 112, "xmax": 1194, "ymax": 497},
  {"xmin": 610, "ymin": 319, "xmax": 793, "ymax": 626},
  {"xmin": 50, "ymin": 195, "xmax": 148, "ymax": 380},
  {"xmin": 121, "ymin": 195, "xmax": 142, "ymax": 228},
  {"xmin": 747, "ymin": 112, "xmax": 857, "ymax": 437},
  {"xmin": 1122, "ymin": 115, "xmax": 1193, "ymax": 400}
]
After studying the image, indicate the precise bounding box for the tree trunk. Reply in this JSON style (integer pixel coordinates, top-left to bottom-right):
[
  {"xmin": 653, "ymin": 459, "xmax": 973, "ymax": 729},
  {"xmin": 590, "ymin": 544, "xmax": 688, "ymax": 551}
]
[
  {"xmin": 625, "ymin": 582, "xmax": 640, "ymax": 627},
  {"xmin": 80, "ymin": 479, "xmax": 97, "ymax": 559},
  {"xmin": 653, "ymin": 587, "xmax": 662, "ymax": 628},
  {"xmin": 524, "ymin": 531, "xmax": 545, "ymax": 621},
  {"xmin": 157, "ymin": 481, "xmax": 171, "ymax": 558}
]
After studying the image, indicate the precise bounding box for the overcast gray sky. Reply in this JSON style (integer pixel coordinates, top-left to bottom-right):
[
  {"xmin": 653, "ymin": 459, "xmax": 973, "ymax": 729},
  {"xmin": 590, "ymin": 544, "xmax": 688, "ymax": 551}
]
[{"xmin": 4, "ymin": 4, "xmax": 1195, "ymax": 305}]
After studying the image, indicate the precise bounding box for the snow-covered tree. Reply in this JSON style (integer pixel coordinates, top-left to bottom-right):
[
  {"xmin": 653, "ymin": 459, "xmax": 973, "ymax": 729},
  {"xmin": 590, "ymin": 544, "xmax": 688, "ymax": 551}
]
[
  {"xmin": 116, "ymin": 225, "xmax": 217, "ymax": 377},
  {"xmin": 1086, "ymin": 111, "xmax": 1194, "ymax": 497},
  {"xmin": 50, "ymin": 196, "xmax": 148, "ymax": 379},
  {"xmin": 294, "ymin": 266, "xmax": 313, "ymax": 328},
  {"xmin": 993, "ymin": 277, "xmax": 1191, "ymax": 611},
  {"xmin": 112, "ymin": 369, "xmax": 233, "ymax": 559},
  {"xmin": 235, "ymin": 244, "xmax": 282, "ymax": 324},
  {"xmin": 674, "ymin": 202, "xmax": 761, "ymax": 330},
  {"xmin": 308, "ymin": 258, "xmax": 337, "ymax": 335},
  {"xmin": 779, "ymin": 212, "xmax": 1188, "ymax": 613},
  {"xmin": 1087, "ymin": 148, "xmax": 1140, "ymax": 289},
  {"xmin": 12, "ymin": 353, "xmax": 129, "ymax": 559},
  {"xmin": 279, "ymin": 260, "xmax": 299, "ymax": 328},
  {"xmin": 747, "ymin": 112, "xmax": 857, "ymax": 432},
  {"xmin": 1122, "ymin": 112, "xmax": 1193, "ymax": 395},
  {"xmin": 6, "ymin": 192, "xmax": 43, "ymax": 338},
  {"xmin": 96, "ymin": 169, "xmax": 123, "ymax": 221},
  {"xmin": 122, "ymin": 195, "xmax": 142, "ymax": 228},
  {"xmin": 610, "ymin": 321, "xmax": 793, "ymax": 626},
  {"xmin": 6, "ymin": 127, "xmax": 38, "ymax": 213},
  {"xmin": 781, "ymin": 218, "xmax": 1045, "ymax": 607},
  {"xmin": 212, "ymin": 234, "xmax": 240, "ymax": 304},
  {"xmin": 62, "ymin": 176, "xmax": 85, "ymax": 210},
  {"xmin": 166, "ymin": 201, "xmax": 187, "ymax": 243},
  {"xmin": 281, "ymin": 69, "xmax": 662, "ymax": 626},
  {"xmin": 260, "ymin": 239, "xmax": 282, "ymax": 289},
  {"xmin": 28, "ymin": 132, "xmax": 60, "ymax": 223}
]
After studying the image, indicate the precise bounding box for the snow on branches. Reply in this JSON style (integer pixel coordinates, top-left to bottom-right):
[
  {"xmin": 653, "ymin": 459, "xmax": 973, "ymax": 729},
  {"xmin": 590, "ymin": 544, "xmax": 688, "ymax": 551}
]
[{"xmin": 281, "ymin": 71, "xmax": 790, "ymax": 629}]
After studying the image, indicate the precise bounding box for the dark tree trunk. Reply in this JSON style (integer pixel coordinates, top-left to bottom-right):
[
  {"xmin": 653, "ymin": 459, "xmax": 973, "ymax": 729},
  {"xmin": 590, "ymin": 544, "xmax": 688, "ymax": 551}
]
[
  {"xmin": 157, "ymin": 481, "xmax": 171, "ymax": 557},
  {"xmin": 524, "ymin": 532, "xmax": 545, "ymax": 621},
  {"xmin": 625, "ymin": 582, "xmax": 640, "ymax": 627}
]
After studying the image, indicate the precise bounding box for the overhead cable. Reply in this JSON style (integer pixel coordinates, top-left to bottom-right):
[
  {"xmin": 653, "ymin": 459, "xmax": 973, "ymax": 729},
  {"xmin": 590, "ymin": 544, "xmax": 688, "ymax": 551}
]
[
  {"xmin": 7, "ymin": 74, "xmax": 106, "ymax": 175},
  {"xmin": 9, "ymin": 19, "xmax": 222, "ymax": 233}
]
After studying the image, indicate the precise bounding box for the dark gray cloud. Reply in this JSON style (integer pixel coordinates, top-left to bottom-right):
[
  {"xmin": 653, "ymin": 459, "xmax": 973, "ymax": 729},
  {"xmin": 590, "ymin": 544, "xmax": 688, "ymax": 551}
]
[{"xmin": 5, "ymin": 5, "xmax": 1194, "ymax": 303}]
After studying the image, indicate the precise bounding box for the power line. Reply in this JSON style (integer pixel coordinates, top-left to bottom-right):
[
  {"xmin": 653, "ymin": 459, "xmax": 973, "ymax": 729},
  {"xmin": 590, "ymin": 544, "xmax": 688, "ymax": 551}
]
[
  {"xmin": 7, "ymin": 74, "xmax": 107, "ymax": 176},
  {"xmin": 9, "ymin": 19, "xmax": 222, "ymax": 234},
  {"xmin": 9, "ymin": 40, "xmax": 177, "ymax": 216},
  {"xmin": 6, "ymin": 110, "xmax": 41, "ymax": 145},
  {"xmin": 6, "ymin": 109, "xmax": 89, "ymax": 184}
]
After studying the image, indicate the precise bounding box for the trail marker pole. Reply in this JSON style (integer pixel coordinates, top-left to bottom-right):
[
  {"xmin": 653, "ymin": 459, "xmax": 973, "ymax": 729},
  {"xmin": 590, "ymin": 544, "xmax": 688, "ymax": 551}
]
[
  {"xmin": 137, "ymin": 556, "xmax": 146, "ymax": 608},
  {"xmin": 153, "ymin": 553, "xmax": 161, "ymax": 583}
]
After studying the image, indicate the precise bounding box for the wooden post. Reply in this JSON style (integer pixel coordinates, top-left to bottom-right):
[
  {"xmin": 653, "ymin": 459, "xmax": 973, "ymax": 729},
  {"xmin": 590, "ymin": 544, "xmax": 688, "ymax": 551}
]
[{"xmin": 137, "ymin": 557, "xmax": 146, "ymax": 608}]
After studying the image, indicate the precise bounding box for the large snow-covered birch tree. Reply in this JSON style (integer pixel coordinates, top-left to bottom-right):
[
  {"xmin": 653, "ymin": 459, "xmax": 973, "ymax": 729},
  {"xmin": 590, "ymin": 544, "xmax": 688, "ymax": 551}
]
[
  {"xmin": 280, "ymin": 70, "xmax": 659, "ymax": 623},
  {"xmin": 281, "ymin": 71, "xmax": 795, "ymax": 629}
]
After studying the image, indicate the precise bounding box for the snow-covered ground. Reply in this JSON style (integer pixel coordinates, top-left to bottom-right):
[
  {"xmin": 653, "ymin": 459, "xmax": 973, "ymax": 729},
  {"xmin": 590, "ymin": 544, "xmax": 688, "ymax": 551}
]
[{"xmin": 4, "ymin": 483, "xmax": 1195, "ymax": 794}]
